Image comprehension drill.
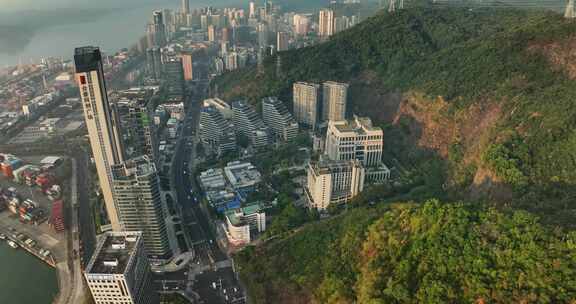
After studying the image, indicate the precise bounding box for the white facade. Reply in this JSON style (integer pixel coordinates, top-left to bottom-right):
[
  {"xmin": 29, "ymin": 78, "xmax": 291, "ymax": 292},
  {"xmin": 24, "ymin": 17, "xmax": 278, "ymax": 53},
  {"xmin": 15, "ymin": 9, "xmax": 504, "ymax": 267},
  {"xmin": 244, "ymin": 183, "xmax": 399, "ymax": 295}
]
[
  {"xmin": 85, "ymin": 232, "xmax": 154, "ymax": 304},
  {"xmin": 225, "ymin": 204, "xmax": 266, "ymax": 245},
  {"xmin": 325, "ymin": 116, "xmax": 384, "ymax": 167},
  {"xmin": 306, "ymin": 160, "xmax": 365, "ymax": 210}
]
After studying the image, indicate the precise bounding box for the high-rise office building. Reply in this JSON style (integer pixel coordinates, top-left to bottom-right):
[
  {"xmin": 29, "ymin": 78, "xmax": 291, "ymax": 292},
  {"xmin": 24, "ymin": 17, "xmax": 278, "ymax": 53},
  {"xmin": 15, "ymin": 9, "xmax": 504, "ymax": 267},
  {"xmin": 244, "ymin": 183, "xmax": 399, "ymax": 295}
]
[
  {"xmin": 322, "ymin": 81, "xmax": 348, "ymax": 121},
  {"xmin": 225, "ymin": 52, "xmax": 239, "ymax": 71},
  {"xmin": 75, "ymin": 46, "xmax": 125, "ymax": 231},
  {"xmin": 293, "ymin": 14, "xmax": 310, "ymax": 35},
  {"xmin": 305, "ymin": 159, "xmax": 365, "ymax": 210},
  {"xmin": 293, "ymin": 82, "xmax": 321, "ymax": 128},
  {"xmin": 265, "ymin": 1, "xmax": 274, "ymax": 18},
  {"xmin": 262, "ymin": 97, "xmax": 299, "ymax": 142},
  {"xmin": 208, "ymin": 24, "xmax": 216, "ymax": 42},
  {"xmin": 151, "ymin": 11, "xmax": 167, "ymax": 46},
  {"xmin": 182, "ymin": 0, "xmax": 190, "ymax": 14},
  {"xmin": 325, "ymin": 116, "xmax": 384, "ymax": 167},
  {"xmin": 257, "ymin": 23, "xmax": 269, "ymax": 48},
  {"xmin": 145, "ymin": 47, "xmax": 162, "ymax": 81},
  {"xmin": 319, "ymin": 9, "xmax": 335, "ymax": 38},
  {"xmin": 249, "ymin": 1, "xmax": 256, "ymax": 18},
  {"xmin": 222, "ymin": 27, "xmax": 230, "ymax": 42},
  {"xmin": 164, "ymin": 58, "xmax": 185, "ymax": 102},
  {"xmin": 276, "ymin": 31, "xmax": 289, "ymax": 52},
  {"xmin": 85, "ymin": 231, "xmax": 156, "ymax": 304},
  {"xmin": 111, "ymin": 156, "xmax": 172, "ymax": 259},
  {"xmin": 113, "ymin": 88, "xmax": 158, "ymax": 162},
  {"xmin": 180, "ymin": 52, "xmax": 194, "ymax": 81}
]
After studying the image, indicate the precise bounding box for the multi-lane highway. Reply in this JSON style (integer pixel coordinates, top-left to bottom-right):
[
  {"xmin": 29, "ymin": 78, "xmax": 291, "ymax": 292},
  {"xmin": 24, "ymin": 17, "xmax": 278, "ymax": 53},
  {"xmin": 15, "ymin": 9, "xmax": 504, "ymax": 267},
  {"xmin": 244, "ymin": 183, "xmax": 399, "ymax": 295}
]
[{"xmin": 167, "ymin": 83, "xmax": 244, "ymax": 303}]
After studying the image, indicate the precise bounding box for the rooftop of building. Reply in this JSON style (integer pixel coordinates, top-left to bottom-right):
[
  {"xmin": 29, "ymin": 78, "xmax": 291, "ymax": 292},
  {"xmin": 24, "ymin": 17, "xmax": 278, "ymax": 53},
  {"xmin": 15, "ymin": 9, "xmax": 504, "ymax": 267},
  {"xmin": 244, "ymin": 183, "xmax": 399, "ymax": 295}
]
[
  {"xmin": 224, "ymin": 161, "xmax": 261, "ymax": 187},
  {"xmin": 324, "ymin": 81, "xmax": 349, "ymax": 88},
  {"xmin": 199, "ymin": 168, "xmax": 227, "ymax": 189},
  {"xmin": 74, "ymin": 46, "xmax": 102, "ymax": 72},
  {"xmin": 203, "ymin": 98, "xmax": 231, "ymax": 110},
  {"xmin": 310, "ymin": 159, "xmax": 363, "ymax": 174},
  {"xmin": 231, "ymin": 99, "xmax": 250, "ymax": 109},
  {"xmin": 112, "ymin": 156, "xmax": 156, "ymax": 180},
  {"xmin": 112, "ymin": 87, "xmax": 154, "ymax": 105},
  {"xmin": 330, "ymin": 115, "xmax": 382, "ymax": 134},
  {"xmin": 225, "ymin": 203, "xmax": 264, "ymax": 226},
  {"xmin": 86, "ymin": 232, "xmax": 141, "ymax": 275}
]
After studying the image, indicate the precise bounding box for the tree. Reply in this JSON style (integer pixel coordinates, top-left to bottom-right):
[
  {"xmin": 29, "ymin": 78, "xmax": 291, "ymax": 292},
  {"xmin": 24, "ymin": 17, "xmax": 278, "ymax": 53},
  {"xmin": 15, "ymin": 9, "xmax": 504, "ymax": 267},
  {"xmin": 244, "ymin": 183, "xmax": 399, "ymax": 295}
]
[{"xmin": 237, "ymin": 134, "xmax": 250, "ymax": 149}]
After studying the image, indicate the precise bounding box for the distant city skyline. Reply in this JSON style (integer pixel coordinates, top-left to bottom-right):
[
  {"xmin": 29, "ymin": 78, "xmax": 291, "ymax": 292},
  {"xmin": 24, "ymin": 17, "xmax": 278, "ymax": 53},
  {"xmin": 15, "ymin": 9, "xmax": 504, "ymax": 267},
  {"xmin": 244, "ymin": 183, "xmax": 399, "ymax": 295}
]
[{"xmin": 0, "ymin": 0, "xmax": 246, "ymax": 67}]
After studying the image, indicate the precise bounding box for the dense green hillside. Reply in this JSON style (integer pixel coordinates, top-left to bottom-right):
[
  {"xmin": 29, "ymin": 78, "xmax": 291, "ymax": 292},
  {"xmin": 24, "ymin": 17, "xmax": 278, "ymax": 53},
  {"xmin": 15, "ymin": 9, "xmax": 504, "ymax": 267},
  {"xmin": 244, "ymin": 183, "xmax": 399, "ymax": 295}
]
[
  {"xmin": 216, "ymin": 6, "xmax": 576, "ymax": 227},
  {"xmin": 236, "ymin": 201, "xmax": 576, "ymax": 303},
  {"xmin": 218, "ymin": 5, "xmax": 576, "ymax": 303}
]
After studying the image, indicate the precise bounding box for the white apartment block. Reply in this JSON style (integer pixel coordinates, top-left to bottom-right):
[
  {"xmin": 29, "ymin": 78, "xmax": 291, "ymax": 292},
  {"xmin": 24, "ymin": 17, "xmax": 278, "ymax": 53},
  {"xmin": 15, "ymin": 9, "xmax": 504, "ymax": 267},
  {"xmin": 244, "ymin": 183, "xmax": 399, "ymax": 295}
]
[
  {"xmin": 225, "ymin": 204, "xmax": 266, "ymax": 245},
  {"xmin": 305, "ymin": 159, "xmax": 365, "ymax": 210},
  {"xmin": 325, "ymin": 116, "xmax": 384, "ymax": 167}
]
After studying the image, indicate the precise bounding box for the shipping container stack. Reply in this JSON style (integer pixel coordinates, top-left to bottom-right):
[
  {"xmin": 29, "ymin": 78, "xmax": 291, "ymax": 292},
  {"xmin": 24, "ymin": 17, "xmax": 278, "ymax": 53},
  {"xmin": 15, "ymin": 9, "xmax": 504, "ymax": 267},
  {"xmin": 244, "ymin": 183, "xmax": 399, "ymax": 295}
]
[
  {"xmin": 0, "ymin": 154, "xmax": 23, "ymax": 180},
  {"xmin": 50, "ymin": 200, "xmax": 65, "ymax": 233}
]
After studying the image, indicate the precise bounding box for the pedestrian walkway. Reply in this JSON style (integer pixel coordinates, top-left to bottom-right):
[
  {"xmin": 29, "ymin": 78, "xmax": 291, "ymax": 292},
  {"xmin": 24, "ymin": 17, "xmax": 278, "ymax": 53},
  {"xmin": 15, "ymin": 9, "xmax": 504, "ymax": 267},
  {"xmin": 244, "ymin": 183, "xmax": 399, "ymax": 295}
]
[{"xmin": 152, "ymin": 252, "xmax": 195, "ymax": 273}]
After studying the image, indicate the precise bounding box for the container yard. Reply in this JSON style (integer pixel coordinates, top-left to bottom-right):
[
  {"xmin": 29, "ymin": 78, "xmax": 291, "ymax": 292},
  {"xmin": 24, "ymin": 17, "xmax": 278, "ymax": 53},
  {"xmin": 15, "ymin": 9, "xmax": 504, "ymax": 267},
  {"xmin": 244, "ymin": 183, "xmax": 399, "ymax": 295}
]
[{"xmin": 0, "ymin": 152, "xmax": 69, "ymax": 270}]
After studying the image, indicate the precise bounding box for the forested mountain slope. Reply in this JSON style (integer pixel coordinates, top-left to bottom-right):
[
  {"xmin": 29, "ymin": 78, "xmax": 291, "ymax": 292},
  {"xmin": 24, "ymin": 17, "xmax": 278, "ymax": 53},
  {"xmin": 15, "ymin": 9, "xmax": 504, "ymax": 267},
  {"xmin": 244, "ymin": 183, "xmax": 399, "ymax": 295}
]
[
  {"xmin": 236, "ymin": 201, "xmax": 576, "ymax": 303},
  {"xmin": 216, "ymin": 6, "xmax": 576, "ymax": 227},
  {"xmin": 218, "ymin": 5, "xmax": 576, "ymax": 303}
]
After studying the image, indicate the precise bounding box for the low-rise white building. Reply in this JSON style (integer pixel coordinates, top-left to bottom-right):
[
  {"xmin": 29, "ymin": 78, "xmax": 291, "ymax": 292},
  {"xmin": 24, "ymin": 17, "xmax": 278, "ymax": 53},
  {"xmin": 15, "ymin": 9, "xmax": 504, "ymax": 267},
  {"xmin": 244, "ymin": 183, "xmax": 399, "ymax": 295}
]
[
  {"xmin": 224, "ymin": 161, "xmax": 261, "ymax": 192},
  {"xmin": 225, "ymin": 204, "xmax": 266, "ymax": 245},
  {"xmin": 199, "ymin": 168, "xmax": 227, "ymax": 190}
]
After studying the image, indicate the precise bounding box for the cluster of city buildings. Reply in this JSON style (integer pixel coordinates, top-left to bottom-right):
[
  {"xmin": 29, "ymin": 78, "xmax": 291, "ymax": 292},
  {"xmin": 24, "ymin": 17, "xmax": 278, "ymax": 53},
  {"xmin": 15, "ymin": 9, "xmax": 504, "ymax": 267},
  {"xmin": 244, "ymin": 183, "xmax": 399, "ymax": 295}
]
[
  {"xmin": 290, "ymin": 80, "xmax": 391, "ymax": 210},
  {"xmin": 75, "ymin": 47, "xmax": 175, "ymax": 260},
  {"xmin": 75, "ymin": 2, "xmax": 379, "ymax": 303},
  {"xmin": 75, "ymin": 46, "xmax": 183, "ymax": 304},
  {"xmin": 198, "ymin": 161, "xmax": 266, "ymax": 246},
  {"xmin": 199, "ymin": 96, "xmax": 298, "ymax": 156},
  {"xmin": 138, "ymin": 0, "xmax": 365, "ymax": 84}
]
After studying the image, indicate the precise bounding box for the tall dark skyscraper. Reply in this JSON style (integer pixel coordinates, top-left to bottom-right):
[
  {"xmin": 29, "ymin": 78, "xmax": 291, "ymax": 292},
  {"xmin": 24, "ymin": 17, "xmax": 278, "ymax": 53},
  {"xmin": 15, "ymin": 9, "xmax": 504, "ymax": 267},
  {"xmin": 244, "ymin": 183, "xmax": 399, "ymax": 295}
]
[
  {"xmin": 164, "ymin": 58, "xmax": 185, "ymax": 102},
  {"xmin": 146, "ymin": 47, "xmax": 162, "ymax": 81},
  {"xmin": 150, "ymin": 10, "xmax": 167, "ymax": 46},
  {"xmin": 74, "ymin": 46, "xmax": 125, "ymax": 231}
]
